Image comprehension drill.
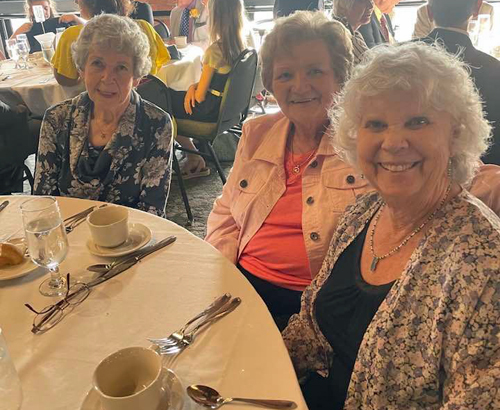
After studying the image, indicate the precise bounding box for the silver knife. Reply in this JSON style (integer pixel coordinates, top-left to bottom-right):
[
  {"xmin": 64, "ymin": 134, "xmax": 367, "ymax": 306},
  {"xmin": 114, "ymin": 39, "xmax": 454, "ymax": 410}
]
[
  {"xmin": 0, "ymin": 200, "xmax": 9, "ymax": 213},
  {"xmin": 88, "ymin": 236, "xmax": 177, "ymax": 287}
]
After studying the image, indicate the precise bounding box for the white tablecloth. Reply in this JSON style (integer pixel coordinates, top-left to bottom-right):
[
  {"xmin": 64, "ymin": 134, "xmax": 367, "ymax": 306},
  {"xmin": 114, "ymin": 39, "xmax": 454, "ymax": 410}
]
[
  {"xmin": 0, "ymin": 46, "xmax": 204, "ymax": 116},
  {"xmin": 0, "ymin": 59, "xmax": 84, "ymax": 116},
  {"xmin": 0, "ymin": 196, "xmax": 306, "ymax": 410},
  {"xmin": 156, "ymin": 44, "xmax": 204, "ymax": 91}
]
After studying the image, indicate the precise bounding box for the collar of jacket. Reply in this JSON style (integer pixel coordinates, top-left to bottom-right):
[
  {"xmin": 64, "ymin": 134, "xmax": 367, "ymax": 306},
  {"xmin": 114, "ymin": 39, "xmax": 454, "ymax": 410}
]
[{"xmin": 252, "ymin": 112, "xmax": 337, "ymax": 166}]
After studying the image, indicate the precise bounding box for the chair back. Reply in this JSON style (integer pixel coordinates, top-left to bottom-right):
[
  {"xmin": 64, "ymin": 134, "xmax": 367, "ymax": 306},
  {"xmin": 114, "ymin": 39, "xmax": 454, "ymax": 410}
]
[
  {"xmin": 136, "ymin": 74, "xmax": 172, "ymax": 114},
  {"xmin": 154, "ymin": 20, "xmax": 171, "ymax": 40},
  {"xmin": 216, "ymin": 49, "xmax": 258, "ymax": 133}
]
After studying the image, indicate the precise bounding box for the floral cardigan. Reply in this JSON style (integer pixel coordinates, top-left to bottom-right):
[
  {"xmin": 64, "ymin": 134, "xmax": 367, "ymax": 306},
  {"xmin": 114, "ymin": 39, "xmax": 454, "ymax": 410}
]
[
  {"xmin": 283, "ymin": 190, "xmax": 500, "ymax": 409},
  {"xmin": 34, "ymin": 91, "xmax": 173, "ymax": 217}
]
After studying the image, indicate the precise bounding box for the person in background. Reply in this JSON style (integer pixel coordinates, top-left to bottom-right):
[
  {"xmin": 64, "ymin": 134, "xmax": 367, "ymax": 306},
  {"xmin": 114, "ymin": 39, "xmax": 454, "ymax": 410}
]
[
  {"xmin": 358, "ymin": 0, "xmax": 397, "ymax": 47},
  {"xmin": 284, "ymin": 41, "xmax": 500, "ymax": 410},
  {"xmin": 412, "ymin": 0, "xmax": 494, "ymax": 39},
  {"xmin": 273, "ymin": 0, "xmax": 323, "ymax": 18},
  {"xmin": 415, "ymin": 0, "xmax": 500, "ymax": 165},
  {"xmin": 52, "ymin": 0, "xmax": 169, "ymax": 86},
  {"xmin": 332, "ymin": 0, "xmax": 373, "ymax": 63},
  {"xmin": 34, "ymin": 15, "xmax": 173, "ymax": 217},
  {"xmin": 169, "ymin": 0, "xmax": 209, "ymax": 45},
  {"xmin": 206, "ymin": 11, "xmax": 371, "ymax": 329},
  {"xmin": 170, "ymin": 0, "xmax": 246, "ymax": 179},
  {"xmin": 10, "ymin": 0, "xmax": 57, "ymax": 38}
]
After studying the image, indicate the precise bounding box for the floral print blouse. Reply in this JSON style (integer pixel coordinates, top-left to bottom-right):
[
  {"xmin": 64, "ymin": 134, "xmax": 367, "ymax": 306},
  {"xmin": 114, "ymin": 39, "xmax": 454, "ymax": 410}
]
[
  {"xmin": 34, "ymin": 91, "xmax": 173, "ymax": 217},
  {"xmin": 283, "ymin": 190, "xmax": 500, "ymax": 409}
]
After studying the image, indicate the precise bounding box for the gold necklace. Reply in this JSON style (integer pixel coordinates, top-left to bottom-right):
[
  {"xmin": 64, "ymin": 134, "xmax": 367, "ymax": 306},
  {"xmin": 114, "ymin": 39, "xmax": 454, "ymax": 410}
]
[
  {"xmin": 290, "ymin": 136, "xmax": 317, "ymax": 174},
  {"xmin": 369, "ymin": 183, "xmax": 452, "ymax": 272}
]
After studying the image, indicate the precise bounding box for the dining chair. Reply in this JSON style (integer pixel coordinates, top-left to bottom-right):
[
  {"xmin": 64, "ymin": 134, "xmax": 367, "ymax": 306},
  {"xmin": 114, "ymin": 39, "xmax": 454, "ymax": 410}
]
[
  {"xmin": 136, "ymin": 75, "xmax": 194, "ymax": 224},
  {"xmin": 173, "ymin": 48, "xmax": 258, "ymax": 222},
  {"xmin": 154, "ymin": 19, "xmax": 171, "ymax": 41}
]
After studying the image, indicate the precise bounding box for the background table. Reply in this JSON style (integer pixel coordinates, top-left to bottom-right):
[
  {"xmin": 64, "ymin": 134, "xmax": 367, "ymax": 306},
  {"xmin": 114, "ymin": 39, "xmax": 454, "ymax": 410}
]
[
  {"xmin": 0, "ymin": 196, "xmax": 306, "ymax": 410},
  {"xmin": 156, "ymin": 44, "xmax": 204, "ymax": 91}
]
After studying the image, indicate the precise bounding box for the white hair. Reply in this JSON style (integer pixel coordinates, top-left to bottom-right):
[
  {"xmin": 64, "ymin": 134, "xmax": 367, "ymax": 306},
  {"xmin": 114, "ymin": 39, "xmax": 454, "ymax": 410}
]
[
  {"xmin": 72, "ymin": 14, "xmax": 151, "ymax": 79},
  {"xmin": 330, "ymin": 42, "xmax": 491, "ymax": 185}
]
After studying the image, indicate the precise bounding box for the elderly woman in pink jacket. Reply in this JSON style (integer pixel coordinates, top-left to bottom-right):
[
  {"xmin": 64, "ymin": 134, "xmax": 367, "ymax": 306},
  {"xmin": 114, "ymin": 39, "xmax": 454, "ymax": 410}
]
[{"xmin": 206, "ymin": 11, "xmax": 370, "ymax": 328}]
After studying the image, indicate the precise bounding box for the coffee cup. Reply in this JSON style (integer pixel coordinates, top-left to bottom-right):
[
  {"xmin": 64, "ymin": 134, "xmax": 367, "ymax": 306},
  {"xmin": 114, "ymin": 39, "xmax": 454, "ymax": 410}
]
[
  {"xmin": 87, "ymin": 206, "xmax": 129, "ymax": 248},
  {"xmin": 174, "ymin": 36, "xmax": 187, "ymax": 48},
  {"xmin": 93, "ymin": 347, "xmax": 165, "ymax": 410}
]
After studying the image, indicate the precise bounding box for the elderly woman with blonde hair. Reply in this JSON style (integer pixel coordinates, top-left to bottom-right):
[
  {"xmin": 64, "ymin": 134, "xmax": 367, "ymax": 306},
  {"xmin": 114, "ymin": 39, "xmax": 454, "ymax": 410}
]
[
  {"xmin": 34, "ymin": 14, "xmax": 173, "ymax": 217},
  {"xmin": 283, "ymin": 41, "xmax": 500, "ymax": 409},
  {"xmin": 206, "ymin": 11, "xmax": 371, "ymax": 329}
]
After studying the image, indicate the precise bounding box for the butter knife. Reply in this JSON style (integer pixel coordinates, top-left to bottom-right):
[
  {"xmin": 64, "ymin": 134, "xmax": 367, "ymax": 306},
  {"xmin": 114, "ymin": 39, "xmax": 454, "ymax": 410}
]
[
  {"xmin": 88, "ymin": 236, "xmax": 177, "ymax": 287},
  {"xmin": 0, "ymin": 200, "xmax": 9, "ymax": 213}
]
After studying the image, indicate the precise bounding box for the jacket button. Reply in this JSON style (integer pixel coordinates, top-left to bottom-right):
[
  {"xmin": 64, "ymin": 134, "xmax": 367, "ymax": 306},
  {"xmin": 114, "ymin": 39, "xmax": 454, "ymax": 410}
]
[
  {"xmin": 310, "ymin": 232, "xmax": 319, "ymax": 241},
  {"xmin": 239, "ymin": 179, "xmax": 248, "ymax": 188},
  {"xmin": 346, "ymin": 175, "xmax": 355, "ymax": 184},
  {"xmin": 306, "ymin": 196, "xmax": 314, "ymax": 205},
  {"xmin": 310, "ymin": 160, "xmax": 318, "ymax": 168}
]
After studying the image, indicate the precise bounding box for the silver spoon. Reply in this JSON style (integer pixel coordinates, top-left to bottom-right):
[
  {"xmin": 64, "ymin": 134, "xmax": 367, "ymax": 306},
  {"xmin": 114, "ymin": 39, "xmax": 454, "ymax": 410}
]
[{"xmin": 186, "ymin": 385, "xmax": 297, "ymax": 409}]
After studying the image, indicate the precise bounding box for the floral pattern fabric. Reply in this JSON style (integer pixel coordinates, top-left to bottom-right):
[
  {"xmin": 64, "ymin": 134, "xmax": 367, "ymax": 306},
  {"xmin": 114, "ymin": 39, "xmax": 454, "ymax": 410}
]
[
  {"xmin": 283, "ymin": 190, "xmax": 500, "ymax": 409},
  {"xmin": 34, "ymin": 91, "xmax": 173, "ymax": 217}
]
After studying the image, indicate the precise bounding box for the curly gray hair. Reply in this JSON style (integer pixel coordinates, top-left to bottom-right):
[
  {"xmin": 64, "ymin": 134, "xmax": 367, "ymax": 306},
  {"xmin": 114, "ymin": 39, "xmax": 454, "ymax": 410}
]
[
  {"xmin": 330, "ymin": 42, "xmax": 491, "ymax": 185},
  {"xmin": 72, "ymin": 14, "xmax": 151, "ymax": 79},
  {"xmin": 259, "ymin": 10, "xmax": 353, "ymax": 93}
]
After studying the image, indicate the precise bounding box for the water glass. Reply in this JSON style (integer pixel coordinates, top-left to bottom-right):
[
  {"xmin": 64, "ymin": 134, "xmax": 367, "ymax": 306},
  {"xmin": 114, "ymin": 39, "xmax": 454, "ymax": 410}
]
[
  {"xmin": 16, "ymin": 33, "xmax": 30, "ymax": 53},
  {"xmin": 0, "ymin": 329, "xmax": 23, "ymax": 410},
  {"xmin": 6, "ymin": 39, "xmax": 20, "ymax": 69},
  {"xmin": 17, "ymin": 42, "xmax": 30, "ymax": 70},
  {"xmin": 41, "ymin": 43, "xmax": 54, "ymax": 65},
  {"xmin": 21, "ymin": 197, "xmax": 69, "ymax": 297}
]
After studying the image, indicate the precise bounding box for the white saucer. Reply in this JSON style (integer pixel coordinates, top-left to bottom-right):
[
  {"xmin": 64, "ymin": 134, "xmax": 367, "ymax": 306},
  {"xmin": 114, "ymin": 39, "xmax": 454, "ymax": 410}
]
[
  {"xmin": 80, "ymin": 368, "xmax": 184, "ymax": 410},
  {"xmin": 0, "ymin": 239, "xmax": 41, "ymax": 281},
  {"xmin": 86, "ymin": 223, "xmax": 152, "ymax": 257}
]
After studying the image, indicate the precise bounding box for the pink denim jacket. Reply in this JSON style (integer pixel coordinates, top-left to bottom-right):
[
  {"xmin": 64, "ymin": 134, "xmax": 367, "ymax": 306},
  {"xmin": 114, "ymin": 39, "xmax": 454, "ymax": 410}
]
[{"xmin": 205, "ymin": 112, "xmax": 370, "ymax": 278}]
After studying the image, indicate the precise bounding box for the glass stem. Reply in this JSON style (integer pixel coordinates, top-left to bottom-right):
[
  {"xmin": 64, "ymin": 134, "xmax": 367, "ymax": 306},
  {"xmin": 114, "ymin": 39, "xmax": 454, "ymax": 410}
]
[{"xmin": 48, "ymin": 266, "xmax": 64, "ymax": 289}]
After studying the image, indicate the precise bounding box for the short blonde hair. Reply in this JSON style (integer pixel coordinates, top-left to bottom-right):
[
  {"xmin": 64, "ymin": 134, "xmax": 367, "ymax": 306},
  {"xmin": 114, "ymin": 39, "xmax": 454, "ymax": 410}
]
[
  {"xmin": 260, "ymin": 10, "xmax": 353, "ymax": 93},
  {"xmin": 330, "ymin": 42, "xmax": 491, "ymax": 185}
]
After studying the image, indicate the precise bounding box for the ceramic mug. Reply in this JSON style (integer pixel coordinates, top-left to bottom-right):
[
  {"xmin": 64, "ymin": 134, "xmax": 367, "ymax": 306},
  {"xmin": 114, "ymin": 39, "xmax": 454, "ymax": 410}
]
[
  {"xmin": 174, "ymin": 36, "xmax": 187, "ymax": 48},
  {"xmin": 93, "ymin": 347, "xmax": 164, "ymax": 410},
  {"xmin": 87, "ymin": 206, "xmax": 129, "ymax": 248}
]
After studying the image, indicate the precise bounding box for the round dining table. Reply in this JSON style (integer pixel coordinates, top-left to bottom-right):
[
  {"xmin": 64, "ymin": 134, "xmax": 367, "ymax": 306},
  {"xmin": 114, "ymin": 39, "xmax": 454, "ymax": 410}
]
[{"xmin": 0, "ymin": 195, "xmax": 306, "ymax": 410}]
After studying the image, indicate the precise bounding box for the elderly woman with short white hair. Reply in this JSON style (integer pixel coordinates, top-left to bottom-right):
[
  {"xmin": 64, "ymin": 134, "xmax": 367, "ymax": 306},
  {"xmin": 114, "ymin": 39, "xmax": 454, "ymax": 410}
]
[
  {"xmin": 34, "ymin": 14, "xmax": 173, "ymax": 217},
  {"xmin": 283, "ymin": 42, "xmax": 500, "ymax": 409}
]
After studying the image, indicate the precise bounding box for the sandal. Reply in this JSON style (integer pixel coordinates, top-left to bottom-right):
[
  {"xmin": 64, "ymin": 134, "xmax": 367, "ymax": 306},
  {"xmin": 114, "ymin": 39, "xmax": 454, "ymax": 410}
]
[{"xmin": 178, "ymin": 160, "xmax": 211, "ymax": 180}]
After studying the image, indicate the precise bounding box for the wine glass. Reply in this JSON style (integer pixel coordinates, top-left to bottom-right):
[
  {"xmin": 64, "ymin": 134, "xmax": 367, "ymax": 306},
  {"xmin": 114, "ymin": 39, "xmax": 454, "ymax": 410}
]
[
  {"xmin": 6, "ymin": 39, "xmax": 20, "ymax": 69},
  {"xmin": 16, "ymin": 42, "xmax": 29, "ymax": 70},
  {"xmin": 0, "ymin": 329, "xmax": 22, "ymax": 410},
  {"xmin": 21, "ymin": 197, "xmax": 69, "ymax": 297}
]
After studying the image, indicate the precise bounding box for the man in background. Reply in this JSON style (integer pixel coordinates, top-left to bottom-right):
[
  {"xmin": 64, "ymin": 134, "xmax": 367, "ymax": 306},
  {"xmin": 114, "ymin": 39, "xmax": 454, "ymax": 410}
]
[
  {"xmin": 358, "ymin": 0, "xmax": 398, "ymax": 48},
  {"xmin": 169, "ymin": 0, "xmax": 209, "ymax": 45},
  {"xmin": 417, "ymin": 0, "xmax": 500, "ymax": 164}
]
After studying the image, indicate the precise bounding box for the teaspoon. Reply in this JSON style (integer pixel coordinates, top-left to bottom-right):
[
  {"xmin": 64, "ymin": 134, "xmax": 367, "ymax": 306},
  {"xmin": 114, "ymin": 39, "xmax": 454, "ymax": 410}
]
[{"xmin": 187, "ymin": 385, "xmax": 297, "ymax": 409}]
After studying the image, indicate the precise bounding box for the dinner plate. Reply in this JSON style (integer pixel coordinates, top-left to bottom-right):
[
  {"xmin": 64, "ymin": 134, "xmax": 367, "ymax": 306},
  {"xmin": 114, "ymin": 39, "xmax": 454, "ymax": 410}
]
[
  {"xmin": 0, "ymin": 239, "xmax": 41, "ymax": 281},
  {"xmin": 86, "ymin": 223, "xmax": 152, "ymax": 257},
  {"xmin": 80, "ymin": 368, "xmax": 185, "ymax": 410},
  {"xmin": 0, "ymin": 257, "xmax": 39, "ymax": 281}
]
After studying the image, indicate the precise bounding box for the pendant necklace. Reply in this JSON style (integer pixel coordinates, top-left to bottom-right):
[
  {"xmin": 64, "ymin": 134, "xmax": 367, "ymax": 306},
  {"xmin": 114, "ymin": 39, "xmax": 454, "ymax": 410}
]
[
  {"xmin": 290, "ymin": 135, "xmax": 317, "ymax": 174},
  {"xmin": 369, "ymin": 183, "xmax": 452, "ymax": 272}
]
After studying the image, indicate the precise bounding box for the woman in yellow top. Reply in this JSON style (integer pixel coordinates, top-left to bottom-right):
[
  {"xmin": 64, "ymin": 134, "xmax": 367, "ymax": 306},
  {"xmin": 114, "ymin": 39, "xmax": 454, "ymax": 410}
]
[
  {"xmin": 170, "ymin": 0, "xmax": 247, "ymax": 179},
  {"xmin": 52, "ymin": 0, "xmax": 169, "ymax": 86}
]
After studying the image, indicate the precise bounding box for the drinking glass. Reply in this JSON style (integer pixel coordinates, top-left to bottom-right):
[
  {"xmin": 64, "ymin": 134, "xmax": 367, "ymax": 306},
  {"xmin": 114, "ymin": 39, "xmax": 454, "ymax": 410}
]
[
  {"xmin": 0, "ymin": 329, "xmax": 23, "ymax": 410},
  {"xmin": 21, "ymin": 197, "xmax": 69, "ymax": 297},
  {"xmin": 16, "ymin": 33, "xmax": 30, "ymax": 53},
  {"xmin": 6, "ymin": 39, "xmax": 20, "ymax": 69},
  {"xmin": 41, "ymin": 43, "xmax": 54, "ymax": 65},
  {"xmin": 16, "ymin": 42, "xmax": 29, "ymax": 70}
]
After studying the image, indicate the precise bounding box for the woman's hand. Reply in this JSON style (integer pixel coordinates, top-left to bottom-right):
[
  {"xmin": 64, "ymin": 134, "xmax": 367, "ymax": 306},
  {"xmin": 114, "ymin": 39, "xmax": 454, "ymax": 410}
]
[
  {"xmin": 59, "ymin": 14, "xmax": 85, "ymax": 25},
  {"xmin": 184, "ymin": 84, "xmax": 197, "ymax": 115}
]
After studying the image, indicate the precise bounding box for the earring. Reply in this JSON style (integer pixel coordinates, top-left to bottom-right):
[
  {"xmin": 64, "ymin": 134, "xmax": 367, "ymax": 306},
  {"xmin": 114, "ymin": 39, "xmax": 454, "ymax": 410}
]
[{"xmin": 447, "ymin": 159, "xmax": 453, "ymax": 179}]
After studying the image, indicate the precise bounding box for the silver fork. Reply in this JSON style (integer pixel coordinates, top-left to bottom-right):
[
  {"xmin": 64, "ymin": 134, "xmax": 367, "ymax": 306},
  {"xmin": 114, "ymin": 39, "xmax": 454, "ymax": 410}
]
[
  {"xmin": 148, "ymin": 294, "xmax": 231, "ymax": 346},
  {"xmin": 158, "ymin": 297, "xmax": 242, "ymax": 355}
]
